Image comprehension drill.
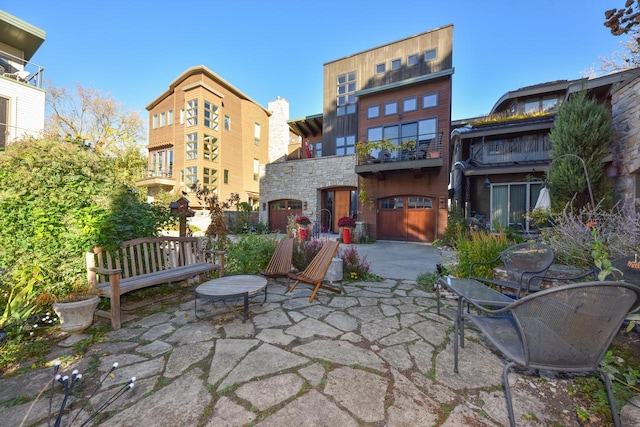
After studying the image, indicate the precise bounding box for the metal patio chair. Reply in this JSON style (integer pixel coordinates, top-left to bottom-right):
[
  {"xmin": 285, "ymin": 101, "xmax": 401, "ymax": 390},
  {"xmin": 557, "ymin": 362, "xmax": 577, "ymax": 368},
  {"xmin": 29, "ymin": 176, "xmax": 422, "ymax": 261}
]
[
  {"xmin": 464, "ymin": 281, "xmax": 640, "ymax": 427},
  {"xmin": 469, "ymin": 241, "xmax": 554, "ymax": 297}
]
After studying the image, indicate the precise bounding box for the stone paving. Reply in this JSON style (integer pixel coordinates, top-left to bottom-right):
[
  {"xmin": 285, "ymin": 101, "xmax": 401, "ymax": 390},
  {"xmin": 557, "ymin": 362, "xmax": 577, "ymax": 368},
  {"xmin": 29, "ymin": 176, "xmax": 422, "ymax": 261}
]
[{"xmin": 8, "ymin": 273, "xmax": 640, "ymax": 426}]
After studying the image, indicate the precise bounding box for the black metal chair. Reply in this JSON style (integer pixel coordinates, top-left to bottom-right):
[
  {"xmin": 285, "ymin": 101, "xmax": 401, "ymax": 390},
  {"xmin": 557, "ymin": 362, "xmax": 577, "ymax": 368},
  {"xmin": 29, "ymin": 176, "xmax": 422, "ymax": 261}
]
[
  {"xmin": 464, "ymin": 281, "xmax": 640, "ymax": 427},
  {"xmin": 469, "ymin": 242, "xmax": 555, "ymax": 297}
]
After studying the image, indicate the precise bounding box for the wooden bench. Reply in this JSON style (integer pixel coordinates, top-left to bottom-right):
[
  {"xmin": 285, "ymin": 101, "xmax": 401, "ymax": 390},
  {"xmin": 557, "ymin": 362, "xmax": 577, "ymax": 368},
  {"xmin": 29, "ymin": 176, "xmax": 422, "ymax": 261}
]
[{"xmin": 86, "ymin": 236, "xmax": 224, "ymax": 329}]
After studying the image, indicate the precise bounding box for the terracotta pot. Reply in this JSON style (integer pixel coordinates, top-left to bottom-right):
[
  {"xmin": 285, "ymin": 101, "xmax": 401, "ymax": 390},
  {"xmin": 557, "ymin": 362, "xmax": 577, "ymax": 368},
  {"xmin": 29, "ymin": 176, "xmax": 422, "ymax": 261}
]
[{"xmin": 53, "ymin": 296, "xmax": 100, "ymax": 333}]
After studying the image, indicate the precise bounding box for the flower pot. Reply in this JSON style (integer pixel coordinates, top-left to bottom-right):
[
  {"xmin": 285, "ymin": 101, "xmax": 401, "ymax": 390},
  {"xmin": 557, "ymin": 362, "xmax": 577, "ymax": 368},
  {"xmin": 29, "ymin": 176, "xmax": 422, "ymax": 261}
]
[
  {"xmin": 53, "ymin": 296, "xmax": 100, "ymax": 333},
  {"xmin": 342, "ymin": 227, "xmax": 352, "ymax": 244},
  {"xmin": 298, "ymin": 227, "xmax": 308, "ymax": 241}
]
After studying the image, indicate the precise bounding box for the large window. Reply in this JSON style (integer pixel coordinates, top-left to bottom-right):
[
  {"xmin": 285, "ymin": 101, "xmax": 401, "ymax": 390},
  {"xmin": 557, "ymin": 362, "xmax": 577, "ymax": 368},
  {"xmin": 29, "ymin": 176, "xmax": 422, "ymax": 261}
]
[
  {"xmin": 186, "ymin": 99, "xmax": 198, "ymax": 127},
  {"xmin": 203, "ymin": 134, "xmax": 218, "ymax": 162},
  {"xmin": 490, "ymin": 182, "xmax": 542, "ymax": 232},
  {"xmin": 336, "ymin": 135, "xmax": 356, "ymax": 155},
  {"xmin": 366, "ymin": 118, "xmax": 437, "ymax": 159},
  {"xmin": 204, "ymin": 101, "xmax": 219, "ymax": 130},
  {"xmin": 186, "ymin": 133, "xmax": 198, "ymax": 159},
  {"xmin": 186, "ymin": 166, "xmax": 198, "ymax": 186},
  {"xmin": 150, "ymin": 149, "xmax": 173, "ymax": 177},
  {"xmin": 337, "ymin": 71, "xmax": 357, "ymax": 116},
  {"xmin": 202, "ymin": 167, "xmax": 218, "ymax": 190}
]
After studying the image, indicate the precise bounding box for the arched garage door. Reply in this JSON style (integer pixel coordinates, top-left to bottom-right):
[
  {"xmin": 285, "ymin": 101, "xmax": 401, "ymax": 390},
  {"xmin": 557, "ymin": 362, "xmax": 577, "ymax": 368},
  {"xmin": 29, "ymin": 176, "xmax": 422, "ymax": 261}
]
[
  {"xmin": 377, "ymin": 196, "xmax": 435, "ymax": 242},
  {"xmin": 269, "ymin": 199, "xmax": 302, "ymax": 233}
]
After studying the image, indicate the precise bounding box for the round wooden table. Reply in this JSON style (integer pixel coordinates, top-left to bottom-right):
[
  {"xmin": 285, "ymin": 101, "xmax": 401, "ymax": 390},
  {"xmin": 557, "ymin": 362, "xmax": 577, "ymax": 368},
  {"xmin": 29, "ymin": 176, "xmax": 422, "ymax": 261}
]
[{"xmin": 194, "ymin": 275, "xmax": 267, "ymax": 322}]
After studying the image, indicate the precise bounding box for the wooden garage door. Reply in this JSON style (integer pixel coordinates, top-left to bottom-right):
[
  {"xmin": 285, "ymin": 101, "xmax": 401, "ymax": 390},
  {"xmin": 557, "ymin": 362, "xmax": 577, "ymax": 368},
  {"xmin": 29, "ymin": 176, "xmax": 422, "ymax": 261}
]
[
  {"xmin": 378, "ymin": 196, "xmax": 435, "ymax": 242},
  {"xmin": 269, "ymin": 199, "xmax": 302, "ymax": 233}
]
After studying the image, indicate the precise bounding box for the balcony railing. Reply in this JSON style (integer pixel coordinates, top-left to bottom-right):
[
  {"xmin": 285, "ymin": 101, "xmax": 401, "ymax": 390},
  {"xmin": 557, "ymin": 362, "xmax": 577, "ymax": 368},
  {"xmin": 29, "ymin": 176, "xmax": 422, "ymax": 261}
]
[
  {"xmin": 146, "ymin": 168, "xmax": 173, "ymax": 178},
  {"xmin": 0, "ymin": 49, "xmax": 44, "ymax": 89},
  {"xmin": 470, "ymin": 137, "xmax": 551, "ymax": 165},
  {"xmin": 356, "ymin": 132, "xmax": 444, "ymax": 166}
]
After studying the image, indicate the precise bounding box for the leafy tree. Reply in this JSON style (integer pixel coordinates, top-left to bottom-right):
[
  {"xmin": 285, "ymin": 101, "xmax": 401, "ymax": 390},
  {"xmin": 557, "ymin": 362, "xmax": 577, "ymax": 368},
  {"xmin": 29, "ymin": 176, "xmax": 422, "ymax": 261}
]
[
  {"xmin": 605, "ymin": 1, "xmax": 640, "ymax": 38},
  {"xmin": 549, "ymin": 91, "xmax": 612, "ymax": 209},
  {"xmin": 0, "ymin": 137, "xmax": 174, "ymax": 302}
]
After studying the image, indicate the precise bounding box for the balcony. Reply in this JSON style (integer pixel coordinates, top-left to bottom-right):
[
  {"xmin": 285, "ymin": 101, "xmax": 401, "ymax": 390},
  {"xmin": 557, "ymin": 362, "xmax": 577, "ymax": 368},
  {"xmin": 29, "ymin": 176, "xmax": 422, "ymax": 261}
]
[
  {"xmin": 136, "ymin": 168, "xmax": 175, "ymax": 189},
  {"xmin": 355, "ymin": 133, "xmax": 444, "ymax": 178},
  {"xmin": 0, "ymin": 50, "xmax": 44, "ymax": 89},
  {"xmin": 470, "ymin": 137, "xmax": 551, "ymax": 166}
]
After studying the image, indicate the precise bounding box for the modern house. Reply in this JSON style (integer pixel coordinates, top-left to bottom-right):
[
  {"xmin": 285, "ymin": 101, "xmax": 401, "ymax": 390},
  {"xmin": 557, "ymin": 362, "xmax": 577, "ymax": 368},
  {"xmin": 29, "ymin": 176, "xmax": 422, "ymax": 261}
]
[
  {"xmin": 261, "ymin": 25, "xmax": 454, "ymax": 242},
  {"xmin": 450, "ymin": 67, "xmax": 640, "ymax": 232},
  {"xmin": 0, "ymin": 10, "xmax": 46, "ymax": 150},
  {"xmin": 138, "ymin": 66, "xmax": 274, "ymax": 210}
]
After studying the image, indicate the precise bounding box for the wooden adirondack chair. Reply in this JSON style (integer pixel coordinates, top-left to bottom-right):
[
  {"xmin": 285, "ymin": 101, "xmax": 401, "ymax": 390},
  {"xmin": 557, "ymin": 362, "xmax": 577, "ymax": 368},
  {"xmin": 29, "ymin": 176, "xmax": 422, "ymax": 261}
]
[
  {"xmin": 287, "ymin": 240, "xmax": 340, "ymax": 302},
  {"xmin": 261, "ymin": 237, "xmax": 294, "ymax": 280}
]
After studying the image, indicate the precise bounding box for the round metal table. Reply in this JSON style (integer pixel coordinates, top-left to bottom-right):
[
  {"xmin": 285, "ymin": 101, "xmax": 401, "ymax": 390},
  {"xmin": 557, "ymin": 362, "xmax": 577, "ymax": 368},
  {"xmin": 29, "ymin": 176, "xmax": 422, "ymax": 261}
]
[{"xmin": 194, "ymin": 275, "xmax": 267, "ymax": 322}]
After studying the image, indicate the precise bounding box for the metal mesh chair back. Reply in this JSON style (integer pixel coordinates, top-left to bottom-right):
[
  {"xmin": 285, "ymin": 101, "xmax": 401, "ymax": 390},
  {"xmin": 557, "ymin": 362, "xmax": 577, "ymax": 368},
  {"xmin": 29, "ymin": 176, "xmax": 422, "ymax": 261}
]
[
  {"xmin": 501, "ymin": 242, "xmax": 554, "ymax": 291},
  {"xmin": 510, "ymin": 281, "xmax": 640, "ymax": 370}
]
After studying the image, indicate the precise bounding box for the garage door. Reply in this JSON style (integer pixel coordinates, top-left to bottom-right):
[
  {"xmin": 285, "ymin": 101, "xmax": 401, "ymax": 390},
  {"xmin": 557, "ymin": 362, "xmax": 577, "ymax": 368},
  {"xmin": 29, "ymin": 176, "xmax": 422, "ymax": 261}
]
[
  {"xmin": 377, "ymin": 196, "xmax": 435, "ymax": 242},
  {"xmin": 268, "ymin": 199, "xmax": 302, "ymax": 233}
]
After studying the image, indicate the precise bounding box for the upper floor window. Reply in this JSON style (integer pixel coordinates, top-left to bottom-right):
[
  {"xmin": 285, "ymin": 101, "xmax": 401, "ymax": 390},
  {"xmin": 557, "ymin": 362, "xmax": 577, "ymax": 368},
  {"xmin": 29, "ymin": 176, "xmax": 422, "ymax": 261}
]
[
  {"xmin": 403, "ymin": 97, "xmax": 417, "ymax": 112},
  {"xmin": 542, "ymin": 96, "xmax": 558, "ymax": 111},
  {"xmin": 391, "ymin": 58, "xmax": 401, "ymax": 70},
  {"xmin": 168, "ymin": 110, "xmax": 174, "ymax": 125},
  {"xmin": 224, "ymin": 115, "xmax": 231, "ymax": 131},
  {"xmin": 367, "ymin": 105, "xmax": 380, "ymax": 119},
  {"xmin": 313, "ymin": 142, "xmax": 322, "ymax": 157},
  {"xmin": 150, "ymin": 149, "xmax": 173, "ymax": 177},
  {"xmin": 253, "ymin": 158, "xmax": 259, "ymax": 181},
  {"xmin": 423, "ymin": 93, "xmax": 438, "ymax": 109},
  {"xmin": 186, "ymin": 99, "xmax": 198, "ymax": 127},
  {"xmin": 254, "ymin": 123, "xmax": 261, "ymax": 145},
  {"xmin": 160, "ymin": 112, "xmax": 166, "ymax": 127},
  {"xmin": 407, "ymin": 54, "xmax": 419, "ymax": 66},
  {"xmin": 424, "ymin": 48, "xmax": 437, "ymax": 61},
  {"xmin": 375, "ymin": 63, "xmax": 385, "ymax": 74},
  {"xmin": 224, "ymin": 169, "xmax": 229, "ymax": 184},
  {"xmin": 203, "ymin": 134, "xmax": 219, "ymax": 162},
  {"xmin": 180, "ymin": 108, "xmax": 184, "ymax": 125},
  {"xmin": 186, "ymin": 133, "xmax": 198, "ymax": 159},
  {"xmin": 185, "ymin": 166, "xmax": 197, "ymax": 185},
  {"xmin": 336, "ymin": 135, "xmax": 356, "ymax": 155},
  {"xmin": 384, "ymin": 101, "xmax": 398, "ymax": 116},
  {"xmin": 152, "ymin": 114, "xmax": 158, "ymax": 129},
  {"xmin": 337, "ymin": 72, "xmax": 357, "ymax": 116},
  {"xmin": 204, "ymin": 101, "xmax": 219, "ymax": 130}
]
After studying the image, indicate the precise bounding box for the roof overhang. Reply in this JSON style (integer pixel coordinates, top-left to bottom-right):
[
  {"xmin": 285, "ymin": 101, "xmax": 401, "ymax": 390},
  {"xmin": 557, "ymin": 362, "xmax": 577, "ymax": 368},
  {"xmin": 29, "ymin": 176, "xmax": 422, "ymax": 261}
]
[
  {"xmin": 0, "ymin": 11, "xmax": 46, "ymax": 61},
  {"xmin": 460, "ymin": 116, "xmax": 555, "ymax": 138},
  {"xmin": 355, "ymin": 68, "xmax": 454, "ymax": 97},
  {"xmin": 288, "ymin": 114, "xmax": 323, "ymax": 138}
]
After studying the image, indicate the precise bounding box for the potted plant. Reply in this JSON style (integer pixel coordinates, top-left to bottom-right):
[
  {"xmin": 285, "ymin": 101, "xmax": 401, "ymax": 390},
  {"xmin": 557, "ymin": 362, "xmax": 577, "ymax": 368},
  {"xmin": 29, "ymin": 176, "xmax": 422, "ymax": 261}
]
[
  {"xmin": 52, "ymin": 279, "xmax": 100, "ymax": 333},
  {"xmin": 295, "ymin": 215, "xmax": 312, "ymax": 241},
  {"xmin": 338, "ymin": 216, "xmax": 356, "ymax": 244}
]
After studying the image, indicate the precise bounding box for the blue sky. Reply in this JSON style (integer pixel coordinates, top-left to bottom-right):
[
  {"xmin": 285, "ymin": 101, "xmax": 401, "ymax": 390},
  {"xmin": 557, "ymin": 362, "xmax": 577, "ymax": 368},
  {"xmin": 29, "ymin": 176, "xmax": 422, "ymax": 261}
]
[{"xmin": 3, "ymin": 1, "xmax": 626, "ymax": 123}]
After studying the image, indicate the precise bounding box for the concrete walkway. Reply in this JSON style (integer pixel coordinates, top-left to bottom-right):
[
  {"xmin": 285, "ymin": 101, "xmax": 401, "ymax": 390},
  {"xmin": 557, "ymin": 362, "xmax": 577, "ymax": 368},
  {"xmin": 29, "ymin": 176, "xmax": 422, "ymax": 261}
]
[{"xmin": 2, "ymin": 242, "xmax": 638, "ymax": 426}]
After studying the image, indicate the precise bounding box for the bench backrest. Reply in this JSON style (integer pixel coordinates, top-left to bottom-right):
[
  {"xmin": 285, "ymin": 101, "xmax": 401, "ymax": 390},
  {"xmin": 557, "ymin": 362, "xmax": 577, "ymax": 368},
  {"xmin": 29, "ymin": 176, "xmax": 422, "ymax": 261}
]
[
  {"xmin": 298, "ymin": 240, "xmax": 340, "ymax": 283},
  {"xmin": 87, "ymin": 236, "xmax": 207, "ymax": 285}
]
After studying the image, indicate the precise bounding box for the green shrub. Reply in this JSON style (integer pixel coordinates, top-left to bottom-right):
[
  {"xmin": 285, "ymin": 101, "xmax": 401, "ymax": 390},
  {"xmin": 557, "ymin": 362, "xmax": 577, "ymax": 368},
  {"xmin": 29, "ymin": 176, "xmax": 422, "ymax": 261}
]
[
  {"xmin": 0, "ymin": 137, "xmax": 175, "ymax": 304},
  {"xmin": 224, "ymin": 234, "xmax": 278, "ymax": 275},
  {"xmin": 339, "ymin": 246, "xmax": 370, "ymax": 281},
  {"xmin": 450, "ymin": 230, "xmax": 511, "ymax": 278},
  {"xmin": 442, "ymin": 207, "xmax": 468, "ymax": 248},
  {"xmin": 416, "ymin": 271, "xmax": 440, "ymax": 292}
]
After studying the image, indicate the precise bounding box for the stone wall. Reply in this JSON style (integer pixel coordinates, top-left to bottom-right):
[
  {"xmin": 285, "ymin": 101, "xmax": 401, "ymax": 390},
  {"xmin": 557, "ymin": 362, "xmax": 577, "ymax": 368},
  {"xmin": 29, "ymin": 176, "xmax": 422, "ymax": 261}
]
[
  {"xmin": 259, "ymin": 155, "xmax": 357, "ymax": 225},
  {"xmin": 611, "ymin": 75, "xmax": 640, "ymax": 211}
]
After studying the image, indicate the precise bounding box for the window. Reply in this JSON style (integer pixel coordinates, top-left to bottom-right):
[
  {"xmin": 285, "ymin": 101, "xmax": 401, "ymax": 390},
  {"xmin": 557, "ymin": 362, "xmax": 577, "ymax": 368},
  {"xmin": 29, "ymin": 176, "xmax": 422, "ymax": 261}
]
[
  {"xmin": 542, "ymin": 96, "xmax": 558, "ymax": 111},
  {"xmin": 168, "ymin": 110, "xmax": 173, "ymax": 125},
  {"xmin": 152, "ymin": 114, "xmax": 158, "ymax": 129},
  {"xmin": 224, "ymin": 169, "xmax": 229, "ymax": 184},
  {"xmin": 203, "ymin": 134, "xmax": 218, "ymax": 162},
  {"xmin": 160, "ymin": 112, "xmax": 166, "ymax": 127},
  {"xmin": 202, "ymin": 167, "xmax": 218, "ymax": 190},
  {"xmin": 254, "ymin": 123, "xmax": 261, "ymax": 145},
  {"xmin": 381, "ymin": 197, "xmax": 404, "ymax": 209},
  {"xmin": 424, "ymin": 48, "xmax": 437, "ymax": 61},
  {"xmin": 403, "ymin": 97, "xmax": 417, "ymax": 112},
  {"xmin": 408, "ymin": 197, "xmax": 432, "ymax": 209},
  {"xmin": 384, "ymin": 101, "xmax": 398, "ymax": 116},
  {"xmin": 418, "ymin": 118, "xmax": 437, "ymax": 145},
  {"xmin": 313, "ymin": 142, "xmax": 322, "ymax": 157},
  {"xmin": 0, "ymin": 96, "xmax": 7, "ymax": 151},
  {"xmin": 336, "ymin": 135, "xmax": 356, "ymax": 155},
  {"xmin": 375, "ymin": 63, "xmax": 386, "ymax": 74},
  {"xmin": 186, "ymin": 133, "xmax": 198, "ymax": 159},
  {"xmin": 407, "ymin": 54, "xmax": 419, "ymax": 66},
  {"xmin": 391, "ymin": 58, "xmax": 401, "ymax": 70},
  {"xmin": 423, "ymin": 93, "xmax": 438, "ymax": 109},
  {"xmin": 336, "ymin": 71, "xmax": 357, "ymax": 116},
  {"xmin": 186, "ymin": 99, "xmax": 198, "ymax": 126},
  {"xmin": 524, "ymin": 99, "xmax": 540, "ymax": 113},
  {"xmin": 150, "ymin": 149, "xmax": 173, "ymax": 177},
  {"xmin": 224, "ymin": 115, "xmax": 231, "ymax": 131},
  {"xmin": 204, "ymin": 101, "xmax": 219, "ymax": 130},
  {"xmin": 490, "ymin": 182, "xmax": 542, "ymax": 232},
  {"xmin": 253, "ymin": 158, "xmax": 259, "ymax": 181},
  {"xmin": 186, "ymin": 166, "xmax": 197, "ymax": 186},
  {"xmin": 367, "ymin": 105, "xmax": 380, "ymax": 119},
  {"xmin": 524, "ymin": 96, "xmax": 559, "ymax": 113},
  {"xmin": 180, "ymin": 108, "xmax": 184, "ymax": 125}
]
